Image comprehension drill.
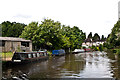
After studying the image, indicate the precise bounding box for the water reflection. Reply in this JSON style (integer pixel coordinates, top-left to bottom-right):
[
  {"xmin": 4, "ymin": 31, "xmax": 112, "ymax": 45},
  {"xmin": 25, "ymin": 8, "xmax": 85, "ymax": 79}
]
[
  {"xmin": 2, "ymin": 51, "xmax": 120, "ymax": 78},
  {"xmin": 107, "ymin": 52, "xmax": 120, "ymax": 78}
]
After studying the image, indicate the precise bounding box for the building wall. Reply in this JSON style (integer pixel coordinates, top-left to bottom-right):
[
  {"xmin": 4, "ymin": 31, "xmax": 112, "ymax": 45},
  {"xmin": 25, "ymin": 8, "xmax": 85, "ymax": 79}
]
[
  {"xmin": 82, "ymin": 41, "xmax": 105, "ymax": 47},
  {"xmin": 4, "ymin": 41, "xmax": 12, "ymax": 52},
  {"xmin": 2, "ymin": 41, "xmax": 21, "ymax": 52},
  {"xmin": 1, "ymin": 41, "xmax": 32, "ymax": 52},
  {"xmin": 29, "ymin": 42, "xmax": 32, "ymax": 52},
  {"xmin": 12, "ymin": 42, "xmax": 21, "ymax": 51}
]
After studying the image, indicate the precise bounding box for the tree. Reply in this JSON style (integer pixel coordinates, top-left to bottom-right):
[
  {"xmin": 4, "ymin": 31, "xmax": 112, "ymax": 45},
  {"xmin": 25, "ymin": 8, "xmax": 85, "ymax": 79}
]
[
  {"xmin": 105, "ymin": 21, "xmax": 120, "ymax": 49},
  {"xmin": 20, "ymin": 22, "xmax": 38, "ymax": 50},
  {"xmin": 19, "ymin": 18, "xmax": 86, "ymax": 51},
  {"xmin": 101, "ymin": 35, "xmax": 105, "ymax": 41},
  {"xmin": 88, "ymin": 32, "xmax": 92, "ymax": 39},
  {"xmin": 34, "ymin": 19, "xmax": 63, "ymax": 50},
  {"xmin": 92, "ymin": 33, "xmax": 100, "ymax": 41},
  {"xmin": 61, "ymin": 25, "xmax": 86, "ymax": 50},
  {"xmin": 1, "ymin": 21, "xmax": 26, "ymax": 37}
]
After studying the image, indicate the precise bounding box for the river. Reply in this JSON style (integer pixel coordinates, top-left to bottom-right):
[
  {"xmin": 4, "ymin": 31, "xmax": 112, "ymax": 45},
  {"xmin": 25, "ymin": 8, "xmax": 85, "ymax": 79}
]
[{"xmin": 2, "ymin": 51, "xmax": 120, "ymax": 79}]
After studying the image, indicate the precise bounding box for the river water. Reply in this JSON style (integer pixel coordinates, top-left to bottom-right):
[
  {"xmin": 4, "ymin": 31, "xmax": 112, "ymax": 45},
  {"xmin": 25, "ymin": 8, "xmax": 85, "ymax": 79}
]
[{"xmin": 2, "ymin": 51, "xmax": 120, "ymax": 79}]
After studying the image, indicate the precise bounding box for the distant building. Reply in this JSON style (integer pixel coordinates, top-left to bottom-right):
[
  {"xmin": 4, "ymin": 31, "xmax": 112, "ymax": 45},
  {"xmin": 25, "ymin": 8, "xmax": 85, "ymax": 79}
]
[
  {"xmin": 0, "ymin": 37, "xmax": 32, "ymax": 52},
  {"xmin": 82, "ymin": 38, "xmax": 105, "ymax": 48}
]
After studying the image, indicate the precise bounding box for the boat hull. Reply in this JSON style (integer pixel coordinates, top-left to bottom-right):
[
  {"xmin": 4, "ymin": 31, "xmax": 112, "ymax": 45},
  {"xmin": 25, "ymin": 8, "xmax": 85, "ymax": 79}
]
[{"xmin": 12, "ymin": 51, "xmax": 49, "ymax": 64}]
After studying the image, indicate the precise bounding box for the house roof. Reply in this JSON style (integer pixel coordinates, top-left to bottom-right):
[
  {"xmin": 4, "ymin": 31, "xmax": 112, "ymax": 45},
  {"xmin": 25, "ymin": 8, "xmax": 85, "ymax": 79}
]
[
  {"xmin": 84, "ymin": 38, "xmax": 92, "ymax": 42},
  {"xmin": 84, "ymin": 38, "xmax": 106, "ymax": 42},
  {"xmin": 0, "ymin": 37, "xmax": 31, "ymax": 42}
]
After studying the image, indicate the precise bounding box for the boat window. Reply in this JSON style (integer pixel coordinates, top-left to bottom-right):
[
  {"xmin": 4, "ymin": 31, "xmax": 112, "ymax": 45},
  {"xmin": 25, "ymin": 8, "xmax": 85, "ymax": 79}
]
[
  {"xmin": 33, "ymin": 53, "xmax": 36, "ymax": 58},
  {"xmin": 42, "ymin": 53, "xmax": 44, "ymax": 56},
  {"xmin": 20, "ymin": 54, "xmax": 27, "ymax": 58},
  {"xmin": 21, "ymin": 41, "xmax": 29, "ymax": 47},
  {"xmin": 0, "ymin": 40, "xmax": 5, "ymax": 47},
  {"xmin": 28, "ymin": 54, "xmax": 32, "ymax": 58},
  {"xmin": 37, "ymin": 53, "xmax": 40, "ymax": 57},
  {"xmin": 40, "ymin": 53, "xmax": 42, "ymax": 56},
  {"xmin": 44, "ymin": 53, "xmax": 46, "ymax": 56}
]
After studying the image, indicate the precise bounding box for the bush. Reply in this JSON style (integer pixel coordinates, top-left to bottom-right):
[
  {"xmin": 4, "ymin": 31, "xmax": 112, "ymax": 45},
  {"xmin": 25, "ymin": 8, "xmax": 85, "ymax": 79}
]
[
  {"xmin": 99, "ymin": 44, "xmax": 103, "ymax": 51},
  {"xmin": 116, "ymin": 49, "xmax": 120, "ymax": 54},
  {"xmin": 94, "ymin": 47, "xmax": 98, "ymax": 51}
]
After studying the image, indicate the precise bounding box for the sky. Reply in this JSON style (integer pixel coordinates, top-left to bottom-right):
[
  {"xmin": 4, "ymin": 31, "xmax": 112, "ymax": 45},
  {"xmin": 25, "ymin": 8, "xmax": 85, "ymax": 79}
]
[{"xmin": 0, "ymin": 0, "xmax": 120, "ymax": 37}]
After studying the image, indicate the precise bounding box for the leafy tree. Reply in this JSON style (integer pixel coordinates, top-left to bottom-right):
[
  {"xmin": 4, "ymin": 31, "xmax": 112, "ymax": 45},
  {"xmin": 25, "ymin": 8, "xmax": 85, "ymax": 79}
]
[
  {"xmin": 19, "ymin": 18, "xmax": 86, "ymax": 51},
  {"xmin": 105, "ymin": 21, "xmax": 120, "ymax": 49},
  {"xmin": 1, "ymin": 21, "xmax": 26, "ymax": 37},
  {"xmin": 20, "ymin": 22, "xmax": 38, "ymax": 50},
  {"xmin": 61, "ymin": 25, "xmax": 86, "ymax": 50},
  {"xmin": 34, "ymin": 19, "xmax": 63, "ymax": 50}
]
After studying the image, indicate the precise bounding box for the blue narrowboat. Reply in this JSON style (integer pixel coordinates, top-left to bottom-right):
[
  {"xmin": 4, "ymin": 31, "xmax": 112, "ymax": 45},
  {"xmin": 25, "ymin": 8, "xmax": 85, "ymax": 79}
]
[{"xmin": 52, "ymin": 49, "xmax": 65, "ymax": 56}]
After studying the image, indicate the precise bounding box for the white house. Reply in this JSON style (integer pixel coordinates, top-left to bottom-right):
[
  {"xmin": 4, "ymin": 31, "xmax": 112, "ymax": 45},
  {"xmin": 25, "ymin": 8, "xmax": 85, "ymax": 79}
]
[{"xmin": 82, "ymin": 38, "xmax": 106, "ymax": 48}]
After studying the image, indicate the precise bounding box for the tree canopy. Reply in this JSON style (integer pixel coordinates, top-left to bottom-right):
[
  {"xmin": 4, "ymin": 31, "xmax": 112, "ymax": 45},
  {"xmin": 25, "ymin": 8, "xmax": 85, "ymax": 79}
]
[
  {"xmin": 20, "ymin": 19, "xmax": 86, "ymax": 50},
  {"xmin": 88, "ymin": 32, "xmax": 92, "ymax": 39},
  {"xmin": 1, "ymin": 21, "xmax": 26, "ymax": 37},
  {"xmin": 104, "ymin": 21, "xmax": 120, "ymax": 49},
  {"xmin": 92, "ymin": 33, "xmax": 100, "ymax": 41},
  {"xmin": 1, "ymin": 19, "xmax": 86, "ymax": 51}
]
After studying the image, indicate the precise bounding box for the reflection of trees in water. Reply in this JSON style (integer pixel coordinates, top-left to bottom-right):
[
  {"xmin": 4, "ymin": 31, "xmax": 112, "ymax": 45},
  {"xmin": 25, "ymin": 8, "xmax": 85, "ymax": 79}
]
[
  {"xmin": 61, "ymin": 54, "xmax": 86, "ymax": 74},
  {"xmin": 107, "ymin": 51, "xmax": 120, "ymax": 78}
]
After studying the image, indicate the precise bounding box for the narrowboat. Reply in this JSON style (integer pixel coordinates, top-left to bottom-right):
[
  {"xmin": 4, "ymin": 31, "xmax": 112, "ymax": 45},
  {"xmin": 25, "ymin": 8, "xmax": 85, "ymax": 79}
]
[
  {"xmin": 52, "ymin": 49, "xmax": 65, "ymax": 56},
  {"xmin": 72, "ymin": 49, "xmax": 85, "ymax": 54},
  {"xmin": 12, "ymin": 51, "xmax": 48, "ymax": 63}
]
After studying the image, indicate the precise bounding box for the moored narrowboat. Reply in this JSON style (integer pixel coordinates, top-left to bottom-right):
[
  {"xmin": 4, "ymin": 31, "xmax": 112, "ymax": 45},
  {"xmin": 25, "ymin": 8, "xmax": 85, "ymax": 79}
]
[
  {"xmin": 12, "ymin": 51, "xmax": 48, "ymax": 63},
  {"xmin": 52, "ymin": 49, "xmax": 65, "ymax": 56},
  {"xmin": 72, "ymin": 49, "xmax": 85, "ymax": 54}
]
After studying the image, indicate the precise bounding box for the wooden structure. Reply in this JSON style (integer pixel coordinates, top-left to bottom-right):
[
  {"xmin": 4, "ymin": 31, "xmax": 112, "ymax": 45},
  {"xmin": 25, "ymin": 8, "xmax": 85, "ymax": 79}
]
[{"xmin": 0, "ymin": 37, "xmax": 32, "ymax": 52}]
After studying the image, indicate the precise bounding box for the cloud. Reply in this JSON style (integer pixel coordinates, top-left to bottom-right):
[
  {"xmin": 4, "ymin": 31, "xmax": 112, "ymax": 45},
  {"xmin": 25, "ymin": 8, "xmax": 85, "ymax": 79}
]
[{"xmin": 13, "ymin": 14, "xmax": 32, "ymax": 19}]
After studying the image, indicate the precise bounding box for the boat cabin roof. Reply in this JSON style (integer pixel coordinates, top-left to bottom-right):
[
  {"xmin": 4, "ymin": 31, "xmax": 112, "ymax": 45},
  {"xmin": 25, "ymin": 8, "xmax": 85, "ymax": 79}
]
[{"xmin": 15, "ymin": 51, "xmax": 46, "ymax": 54}]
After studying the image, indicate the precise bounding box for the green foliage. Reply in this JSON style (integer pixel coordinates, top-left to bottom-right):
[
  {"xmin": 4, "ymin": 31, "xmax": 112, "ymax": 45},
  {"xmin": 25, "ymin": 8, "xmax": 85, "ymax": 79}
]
[
  {"xmin": 99, "ymin": 44, "xmax": 103, "ymax": 51},
  {"xmin": 112, "ymin": 49, "xmax": 120, "ymax": 54},
  {"xmin": 94, "ymin": 47, "xmax": 98, "ymax": 51},
  {"xmin": 105, "ymin": 21, "xmax": 120, "ymax": 49},
  {"xmin": 20, "ymin": 22, "xmax": 39, "ymax": 49},
  {"xmin": 1, "ymin": 21, "xmax": 26, "ymax": 37},
  {"xmin": 101, "ymin": 35, "xmax": 105, "ymax": 41},
  {"xmin": 0, "ymin": 52, "xmax": 13, "ymax": 58},
  {"xmin": 61, "ymin": 25, "xmax": 86, "ymax": 50},
  {"xmin": 92, "ymin": 33, "xmax": 100, "ymax": 41},
  {"xmin": 2, "ymin": 19, "xmax": 86, "ymax": 51},
  {"xmin": 88, "ymin": 32, "xmax": 92, "ymax": 39}
]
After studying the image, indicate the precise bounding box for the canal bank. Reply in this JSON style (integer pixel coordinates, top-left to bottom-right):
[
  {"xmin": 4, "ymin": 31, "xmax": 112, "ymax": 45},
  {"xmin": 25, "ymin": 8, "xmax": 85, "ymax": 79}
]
[{"xmin": 2, "ymin": 51, "xmax": 120, "ymax": 79}]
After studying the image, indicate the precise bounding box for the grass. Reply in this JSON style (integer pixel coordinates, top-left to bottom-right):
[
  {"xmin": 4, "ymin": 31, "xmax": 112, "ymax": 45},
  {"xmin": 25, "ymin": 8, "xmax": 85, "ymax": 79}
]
[
  {"xmin": 0, "ymin": 52, "xmax": 13, "ymax": 58},
  {"xmin": 47, "ymin": 51, "xmax": 52, "ymax": 56}
]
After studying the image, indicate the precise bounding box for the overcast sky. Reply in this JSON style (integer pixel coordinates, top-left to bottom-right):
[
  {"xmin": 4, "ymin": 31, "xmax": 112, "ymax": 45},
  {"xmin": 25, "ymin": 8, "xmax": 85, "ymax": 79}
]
[{"xmin": 0, "ymin": 0, "xmax": 120, "ymax": 37}]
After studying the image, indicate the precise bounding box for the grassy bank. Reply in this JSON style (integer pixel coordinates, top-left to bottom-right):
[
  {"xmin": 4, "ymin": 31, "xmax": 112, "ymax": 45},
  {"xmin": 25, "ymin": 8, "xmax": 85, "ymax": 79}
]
[
  {"xmin": 0, "ymin": 52, "xmax": 13, "ymax": 58},
  {"xmin": 47, "ymin": 51, "xmax": 52, "ymax": 56}
]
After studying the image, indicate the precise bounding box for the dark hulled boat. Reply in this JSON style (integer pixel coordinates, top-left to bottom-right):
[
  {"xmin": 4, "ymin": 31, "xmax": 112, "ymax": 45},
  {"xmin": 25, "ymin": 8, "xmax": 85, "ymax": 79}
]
[{"xmin": 12, "ymin": 51, "xmax": 48, "ymax": 63}]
